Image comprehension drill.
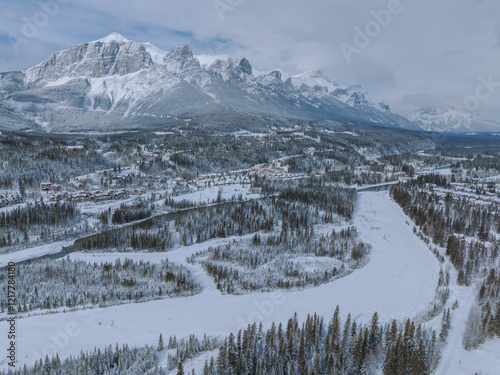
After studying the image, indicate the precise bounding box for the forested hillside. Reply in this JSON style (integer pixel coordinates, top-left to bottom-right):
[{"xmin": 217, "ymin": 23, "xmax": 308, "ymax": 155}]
[{"xmin": 391, "ymin": 172, "xmax": 500, "ymax": 350}]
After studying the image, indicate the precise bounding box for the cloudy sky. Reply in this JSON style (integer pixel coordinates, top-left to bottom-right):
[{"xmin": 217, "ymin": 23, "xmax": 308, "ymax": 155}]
[{"xmin": 1, "ymin": 0, "xmax": 499, "ymax": 118}]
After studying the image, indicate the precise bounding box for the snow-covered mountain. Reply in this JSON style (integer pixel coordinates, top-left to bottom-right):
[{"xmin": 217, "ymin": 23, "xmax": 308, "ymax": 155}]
[
  {"xmin": 283, "ymin": 70, "xmax": 391, "ymax": 112},
  {"xmin": 0, "ymin": 33, "xmax": 420, "ymax": 132},
  {"xmin": 405, "ymin": 106, "xmax": 500, "ymax": 133}
]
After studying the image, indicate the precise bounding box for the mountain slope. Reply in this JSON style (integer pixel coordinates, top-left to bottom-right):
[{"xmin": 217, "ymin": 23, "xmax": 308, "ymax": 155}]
[
  {"xmin": 405, "ymin": 106, "xmax": 500, "ymax": 133},
  {"xmin": 0, "ymin": 33, "xmax": 420, "ymax": 132}
]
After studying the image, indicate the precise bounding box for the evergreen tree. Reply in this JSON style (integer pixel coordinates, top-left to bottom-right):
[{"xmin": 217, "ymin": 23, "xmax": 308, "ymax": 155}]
[
  {"xmin": 463, "ymin": 305, "xmax": 485, "ymax": 350},
  {"xmin": 177, "ymin": 361, "xmax": 185, "ymax": 375},
  {"xmin": 158, "ymin": 333, "xmax": 164, "ymax": 351}
]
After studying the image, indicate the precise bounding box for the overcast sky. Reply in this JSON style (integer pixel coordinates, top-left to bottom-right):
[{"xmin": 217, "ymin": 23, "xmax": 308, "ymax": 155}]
[{"xmin": 1, "ymin": 0, "xmax": 499, "ymax": 118}]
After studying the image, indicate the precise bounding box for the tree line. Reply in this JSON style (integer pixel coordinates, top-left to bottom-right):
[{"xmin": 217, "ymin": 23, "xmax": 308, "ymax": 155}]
[
  {"xmin": 0, "ymin": 257, "xmax": 200, "ymax": 313},
  {"xmin": 197, "ymin": 226, "xmax": 367, "ymax": 294}
]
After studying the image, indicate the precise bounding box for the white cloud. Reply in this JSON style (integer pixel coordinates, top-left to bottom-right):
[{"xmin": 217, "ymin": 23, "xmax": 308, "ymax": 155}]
[{"xmin": 0, "ymin": 0, "xmax": 499, "ymax": 118}]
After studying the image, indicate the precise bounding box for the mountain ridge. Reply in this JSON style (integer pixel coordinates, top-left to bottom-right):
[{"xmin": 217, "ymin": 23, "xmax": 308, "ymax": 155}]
[
  {"xmin": 405, "ymin": 106, "xmax": 500, "ymax": 133},
  {"xmin": 0, "ymin": 33, "xmax": 422, "ymax": 132}
]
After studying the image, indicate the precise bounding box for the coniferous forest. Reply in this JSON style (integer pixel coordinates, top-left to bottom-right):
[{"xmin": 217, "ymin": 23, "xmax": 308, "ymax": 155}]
[
  {"xmin": 197, "ymin": 227, "xmax": 367, "ymax": 293},
  {"xmin": 0, "ymin": 308, "xmax": 440, "ymax": 375},
  {"xmin": 0, "ymin": 257, "xmax": 200, "ymax": 314},
  {"xmin": 0, "ymin": 129, "xmax": 499, "ymax": 374},
  {"xmin": 391, "ymin": 172, "xmax": 500, "ymax": 349}
]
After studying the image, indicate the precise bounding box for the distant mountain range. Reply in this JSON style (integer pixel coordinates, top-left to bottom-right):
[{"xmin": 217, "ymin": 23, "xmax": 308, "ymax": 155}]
[
  {"xmin": 0, "ymin": 33, "xmax": 498, "ymax": 134},
  {"xmin": 405, "ymin": 106, "xmax": 500, "ymax": 133}
]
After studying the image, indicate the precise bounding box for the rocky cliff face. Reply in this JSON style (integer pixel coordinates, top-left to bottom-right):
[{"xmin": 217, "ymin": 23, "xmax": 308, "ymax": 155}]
[{"xmin": 24, "ymin": 35, "xmax": 154, "ymax": 86}]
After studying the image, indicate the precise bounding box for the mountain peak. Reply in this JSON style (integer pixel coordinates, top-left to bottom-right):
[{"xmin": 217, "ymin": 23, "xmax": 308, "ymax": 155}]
[
  {"xmin": 303, "ymin": 70, "xmax": 330, "ymax": 81},
  {"xmin": 238, "ymin": 58, "xmax": 252, "ymax": 75},
  {"xmin": 163, "ymin": 44, "xmax": 199, "ymax": 73},
  {"xmin": 0, "ymin": 34, "xmax": 424, "ymax": 132},
  {"xmin": 166, "ymin": 44, "xmax": 194, "ymax": 60},
  {"xmin": 96, "ymin": 32, "xmax": 130, "ymax": 44},
  {"xmin": 23, "ymin": 34, "xmax": 153, "ymax": 84}
]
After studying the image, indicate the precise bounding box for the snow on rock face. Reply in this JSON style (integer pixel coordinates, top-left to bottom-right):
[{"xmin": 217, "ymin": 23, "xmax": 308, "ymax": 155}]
[
  {"xmin": 286, "ymin": 71, "xmax": 390, "ymax": 111},
  {"xmin": 24, "ymin": 35, "xmax": 153, "ymax": 85},
  {"xmin": 142, "ymin": 42, "xmax": 168, "ymax": 65},
  {"xmin": 163, "ymin": 44, "xmax": 200, "ymax": 74},
  {"xmin": 406, "ymin": 106, "xmax": 473, "ymax": 132},
  {"xmin": 194, "ymin": 54, "xmax": 231, "ymax": 69},
  {"xmin": 256, "ymin": 70, "xmax": 284, "ymax": 88},
  {"xmin": 85, "ymin": 68, "xmax": 181, "ymax": 115},
  {"xmin": 207, "ymin": 57, "xmax": 253, "ymax": 82},
  {"xmin": 289, "ymin": 70, "xmax": 337, "ymax": 93},
  {"xmin": 96, "ymin": 32, "xmax": 130, "ymax": 44},
  {"xmin": 0, "ymin": 32, "xmax": 421, "ymax": 131}
]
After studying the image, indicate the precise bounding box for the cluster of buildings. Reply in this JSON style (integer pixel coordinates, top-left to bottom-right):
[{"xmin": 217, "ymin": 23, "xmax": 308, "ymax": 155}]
[
  {"xmin": 40, "ymin": 182, "xmax": 60, "ymax": 192},
  {"xmin": 193, "ymin": 175, "xmax": 253, "ymax": 190},
  {"xmin": 443, "ymin": 168, "xmax": 500, "ymax": 183},
  {"xmin": 252, "ymin": 163, "xmax": 311, "ymax": 181},
  {"xmin": 253, "ymin": 164, "xmax": 286, "ymax": 176},
  {"xmin": 366, "ymin": 162, "xmax": 402, "ymax": 174},
  {"xmin": 191, "ymin": 163, "xmax": 307, "ymax": 191},
  {"xmin": 40, "ymin": 183, "xmax": 141, "ymax": 203},
  {"xmin": 464, "ymin": 168, "xmax": 499, "ymax": 182},
  {"xmin": 66, "ymin": 189, "xmax": 134, "ymax": 203}
]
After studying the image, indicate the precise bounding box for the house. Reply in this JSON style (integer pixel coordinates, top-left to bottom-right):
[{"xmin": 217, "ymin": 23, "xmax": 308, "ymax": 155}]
[
  {"xmin": 41, "ymin": 182, "xmax": 52, "ymax": 191},
  {"xmin": 70, "ymin": 193, "xmax": 89, "ymax": 202},
  {"xmin": 114, "ymin": 189, "xmax": 129, "ymax": 199},
  {"xmin": 48, "ymin": 194, "xmax": 64, "ymax": 202},
  {"xmin": 71, "ymin": 181, "xmax": 85, "ymax": 189},
  {"xmin": 93, "ymin": 193, "xmax": 111, "ymax": 202}
]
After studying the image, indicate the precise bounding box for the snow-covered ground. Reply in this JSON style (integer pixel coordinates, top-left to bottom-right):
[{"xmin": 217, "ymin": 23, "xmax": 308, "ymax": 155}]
[
  {"xmin": 0, "ymin": 241, "xmax": 73, "ymax": 268},
  {"xmin": 0, "ymin": 185, "xmax": 257, "ymax": 267},
  {"xmin": 425, "ymin": 240, "xmax": 500, "ymax": 375},
  {"xmin": 172, "ymin": 184, "xmax": 260, "ymax": 204},
  {"xmin": 178, "ymin": 348, "xmax": 220, "ymax": 375},
  {"xmin": 0, "ymin": 191, "xmax": 444, "ymax": 371},
  {"xmin": 434, "ymin": 167, "xmax": 452, "ymax": 176},
  {"xmin": 449, "ymin": 338, "xmax": 500, "ymax": 375},
  {"xmin": 427, "ymin": 266, "xmax": 500, "ymax": 375}
]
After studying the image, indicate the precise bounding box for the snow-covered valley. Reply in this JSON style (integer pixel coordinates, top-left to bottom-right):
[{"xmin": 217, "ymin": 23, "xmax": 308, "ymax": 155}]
[
  {"xmin": 1, "ymin": 131, "xmax": 499, "ymax": 374},
  {"xmin": 1, "ymin": 191, "xmax": 444, "ymax": 370}
]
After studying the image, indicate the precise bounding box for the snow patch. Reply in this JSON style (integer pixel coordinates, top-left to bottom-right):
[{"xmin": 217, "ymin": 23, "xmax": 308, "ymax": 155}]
[
  {"xmin": 195, "ymin": 54, "xmax": 231, "ymax": 69},
  {"xmin": 142, "ymin": 42, "xmax": 167, "ymax": 65},
  {"xmin": 95, "ymin": 32, "xmax": 130, "ymax": 44},
  {"xmin": 44, "ymin": 76, "xmax": 74, "ymax": 87}
]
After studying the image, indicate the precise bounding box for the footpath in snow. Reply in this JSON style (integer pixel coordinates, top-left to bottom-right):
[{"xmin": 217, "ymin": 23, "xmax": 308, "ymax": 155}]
[
  {"xmin": 0, "ymin": 191, "xmax": 441, "ymax": 370},
  {"xmin": 430, "ymin": 242, "xmax": 500, "ymax": 375}
]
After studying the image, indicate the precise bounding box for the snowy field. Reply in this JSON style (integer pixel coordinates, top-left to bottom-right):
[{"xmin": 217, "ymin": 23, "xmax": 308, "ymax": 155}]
[
  {"xmin": 0, "ymin": 191, "xmax": 448, "ymax": 371},
  {"xmin": 0, "ymin": 241, "xmax": 74, "ymax": 268},
  {"xmin": 172, "ymin": 184, "xmax": 260, "ymax": 204}
]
